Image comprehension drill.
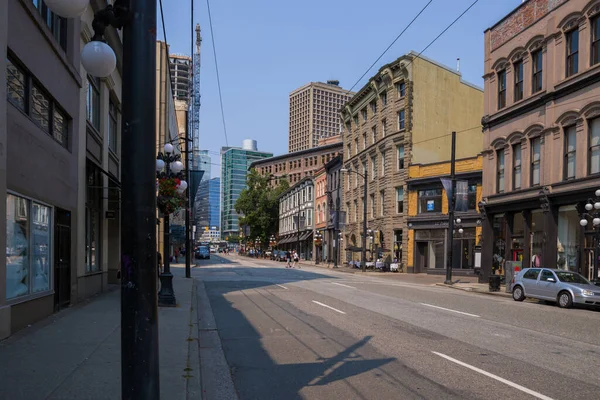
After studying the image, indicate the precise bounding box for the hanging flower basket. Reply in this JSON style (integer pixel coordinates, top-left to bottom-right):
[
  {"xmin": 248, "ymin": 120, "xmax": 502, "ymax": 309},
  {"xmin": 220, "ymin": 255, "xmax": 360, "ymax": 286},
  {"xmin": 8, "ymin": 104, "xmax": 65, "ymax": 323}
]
[{"xmin": 157, "ymin": 177, "xmax": 187, "ymax": 215}]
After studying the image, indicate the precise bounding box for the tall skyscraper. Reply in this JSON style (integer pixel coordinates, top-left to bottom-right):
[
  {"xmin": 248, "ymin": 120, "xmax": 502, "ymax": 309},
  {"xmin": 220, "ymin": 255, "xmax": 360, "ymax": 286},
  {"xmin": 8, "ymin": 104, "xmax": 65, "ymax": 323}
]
[
  {"xmin": 221, "ymin": 140, "xmax": 273, "ymax": 238},
  {"xmin": 209, "ymin": 177, "xmax": 221, "ymax": 227},
  {"xmin": 288, "ymin": 80, "xmax": 354, "ymax": 153}
]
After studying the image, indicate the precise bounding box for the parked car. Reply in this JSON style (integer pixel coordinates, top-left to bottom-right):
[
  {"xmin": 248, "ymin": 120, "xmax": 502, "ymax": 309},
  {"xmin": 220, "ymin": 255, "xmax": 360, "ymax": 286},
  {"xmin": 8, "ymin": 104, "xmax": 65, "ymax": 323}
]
[
  {"xmin": 511, "ymin": 267, "xmax": 600, "ymax": 308},
  {"xmin": 195, "ymin": 246, "xmax": 210, "ymax": 260}
]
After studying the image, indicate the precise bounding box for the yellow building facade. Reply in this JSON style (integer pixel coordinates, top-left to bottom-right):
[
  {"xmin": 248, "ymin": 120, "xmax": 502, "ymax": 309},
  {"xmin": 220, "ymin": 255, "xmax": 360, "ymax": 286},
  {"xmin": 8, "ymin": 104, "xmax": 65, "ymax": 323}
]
[{"xmin": 405, "ymin": 155, "xmax": 483, "ymax": 275}]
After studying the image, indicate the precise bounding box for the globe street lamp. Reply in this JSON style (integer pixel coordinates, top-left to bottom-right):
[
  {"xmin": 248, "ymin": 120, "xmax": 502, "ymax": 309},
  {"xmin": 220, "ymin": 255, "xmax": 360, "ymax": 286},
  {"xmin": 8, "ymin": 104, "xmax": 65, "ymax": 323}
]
[
  {"xmin": 314, "ymin": 230, "xmax": 323, "ymax": 264},
  {"xmin": 340, "ymin": 167, "xmax": 368, "ymax": 272},
  {"xmin": 579, "ymin": 189, "xmax": 600, "ymax": 282},
  {"xmin": 45, "ymin": 0, "xmax": 161, "ymax": 396},
  {"xmin": 156, "ymin": 143, "xmax": 188, "ymax": 307}
]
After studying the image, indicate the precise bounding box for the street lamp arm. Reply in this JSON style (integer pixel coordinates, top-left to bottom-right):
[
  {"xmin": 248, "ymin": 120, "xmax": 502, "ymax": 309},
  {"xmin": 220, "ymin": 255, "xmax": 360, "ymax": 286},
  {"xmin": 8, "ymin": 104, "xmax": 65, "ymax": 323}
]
[{"xmin": 340, "ymin": 168, "xmax": 366, "ymax": 180}]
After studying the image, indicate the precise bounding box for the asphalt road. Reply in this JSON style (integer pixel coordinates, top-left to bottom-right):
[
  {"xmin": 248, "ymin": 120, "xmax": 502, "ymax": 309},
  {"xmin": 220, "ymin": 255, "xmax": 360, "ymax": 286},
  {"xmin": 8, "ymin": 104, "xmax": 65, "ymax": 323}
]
[{"xmin": 190, "ymin": 254, "xmax": 600, "ymax": 400}]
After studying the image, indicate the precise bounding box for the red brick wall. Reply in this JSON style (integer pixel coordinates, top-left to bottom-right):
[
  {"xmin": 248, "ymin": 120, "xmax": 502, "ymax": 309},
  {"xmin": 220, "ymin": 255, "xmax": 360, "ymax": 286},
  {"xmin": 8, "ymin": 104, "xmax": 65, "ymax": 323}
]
[{"xmin": 490, "ymin": 0, "xmax": 567, "ymax": 51}]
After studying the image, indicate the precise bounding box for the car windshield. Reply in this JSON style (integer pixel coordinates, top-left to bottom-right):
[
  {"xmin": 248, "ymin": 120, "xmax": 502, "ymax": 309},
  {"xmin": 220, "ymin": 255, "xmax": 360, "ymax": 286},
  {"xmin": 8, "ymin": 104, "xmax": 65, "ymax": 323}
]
[
  {"xmin": 555, "ymin": 271, "xmax": 590, "ymax": 285},
  {"xmin": 200, "ymin": 247, "xmax": 208, "ymax": 252}
]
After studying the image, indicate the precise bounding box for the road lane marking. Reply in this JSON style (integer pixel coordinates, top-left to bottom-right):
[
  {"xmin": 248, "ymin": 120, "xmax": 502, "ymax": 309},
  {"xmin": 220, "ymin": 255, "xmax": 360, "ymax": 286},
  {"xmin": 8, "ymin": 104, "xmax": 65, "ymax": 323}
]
[
  {"xmin": 331, "ymin": 282, "xmax": 356, "ymax": 289},
  {"xmin": 275, "ymin": 284, "xmax": 288, "ymax": 290},
  {"xmin": 420, "ymin": 303, "xmax": 480, "ymax": 318},
  {"xmin": 432, "ymin": 352, "xmax": 555, "ymax": 400},
  {"xmin": 312, "ymin": 300, "xmax": 346, "ymax": 314}
]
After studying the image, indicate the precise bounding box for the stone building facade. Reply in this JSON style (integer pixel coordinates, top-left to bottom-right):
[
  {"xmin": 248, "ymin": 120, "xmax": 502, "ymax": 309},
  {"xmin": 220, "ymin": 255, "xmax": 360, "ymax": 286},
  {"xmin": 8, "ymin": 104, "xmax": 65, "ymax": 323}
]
[
  {"xmin": 277, "ymin": 178, "xmax": 315, "ymax": 260},
  {"xmin": 1, "ymin": 0, "xmax": 123, "ymax": 339},
  {"xmin": 480, "ymin": 0, "xmax": 600, "ymax": 282},
  {"xmin": 340, "ymin": 52, "xmax": 483, "ymax": 268}
]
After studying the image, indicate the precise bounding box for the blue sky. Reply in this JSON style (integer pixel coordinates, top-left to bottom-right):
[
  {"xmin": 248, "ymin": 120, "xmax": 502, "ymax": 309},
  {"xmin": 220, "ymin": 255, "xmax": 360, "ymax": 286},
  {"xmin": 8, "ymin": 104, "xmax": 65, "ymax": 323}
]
[{"xmin": 158, "ymin": 0, "xmax": 522, "ymax": 177}]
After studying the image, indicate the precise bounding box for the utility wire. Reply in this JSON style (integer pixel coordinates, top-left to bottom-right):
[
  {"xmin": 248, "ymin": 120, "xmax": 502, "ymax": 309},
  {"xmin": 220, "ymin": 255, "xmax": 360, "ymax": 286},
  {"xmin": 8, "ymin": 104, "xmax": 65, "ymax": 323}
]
[
  {"xmin": 158, "ymin": 0, "xmax": 182, "ymax": 150},
  {"xmin": 348, "ymin": 0, "xmax": 434, "ymax": 93},
  {"xmin": 405, "ymin": 0, "xmax": 480, "ymax": 68},
  {"xmin": 206, "ymin": 0, "xmax": 229, "ymax": 146}
]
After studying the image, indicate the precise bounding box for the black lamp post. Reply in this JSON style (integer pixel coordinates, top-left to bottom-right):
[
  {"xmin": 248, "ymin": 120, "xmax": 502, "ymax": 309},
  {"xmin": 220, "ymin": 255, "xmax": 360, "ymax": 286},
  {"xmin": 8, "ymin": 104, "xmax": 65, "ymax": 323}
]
[
  {"xmin": 579, "ymin": 188, "xmax": 600, "ymax": 283},
  {"xmin": 50, "ymin": 0, "xmax": 160, "ymax": 397},
  {"xmin": 314, "ymin": 231, "xmax": 323, "ymax": 264},
  {"xmin": 340, "ymin": 167, "xmax": 368, "ymax": 272},
  {"xmin": 156, "ymin": 143, "xmax": 188, "ymax": 307}
]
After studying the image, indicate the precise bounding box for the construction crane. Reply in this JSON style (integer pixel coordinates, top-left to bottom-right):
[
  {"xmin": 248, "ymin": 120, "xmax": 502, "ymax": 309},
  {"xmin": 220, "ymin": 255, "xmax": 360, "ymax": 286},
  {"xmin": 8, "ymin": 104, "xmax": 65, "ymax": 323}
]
[{"xmin": 191, "ymin": 23, "xmax": 202, "ymax": 171}]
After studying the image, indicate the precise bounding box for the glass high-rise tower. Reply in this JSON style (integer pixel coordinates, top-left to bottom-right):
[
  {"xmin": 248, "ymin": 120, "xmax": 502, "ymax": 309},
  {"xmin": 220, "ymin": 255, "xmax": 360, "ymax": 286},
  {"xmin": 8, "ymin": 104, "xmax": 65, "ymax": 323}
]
[{"xmin": 221, "ymin": 140, "xmax": 272, "ymax": 238}]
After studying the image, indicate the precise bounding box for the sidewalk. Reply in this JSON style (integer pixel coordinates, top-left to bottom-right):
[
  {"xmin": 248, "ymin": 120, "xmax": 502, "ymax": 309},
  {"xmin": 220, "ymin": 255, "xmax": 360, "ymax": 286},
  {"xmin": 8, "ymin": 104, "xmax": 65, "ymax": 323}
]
[{"xmin": 0, "ymin": 276, "xmax": 201, "ymax": 400}]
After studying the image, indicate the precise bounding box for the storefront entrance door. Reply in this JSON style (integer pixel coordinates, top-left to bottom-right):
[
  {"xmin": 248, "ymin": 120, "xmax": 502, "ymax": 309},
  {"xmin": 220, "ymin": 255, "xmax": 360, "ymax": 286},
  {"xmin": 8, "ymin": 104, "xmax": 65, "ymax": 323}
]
[
  {"xmin": 54, "ymin": 208, "xmax": 71, "ymax": 311},
  {"xmin": 416, "ymin": 242, "xmax": 428, "ymax": 273}
]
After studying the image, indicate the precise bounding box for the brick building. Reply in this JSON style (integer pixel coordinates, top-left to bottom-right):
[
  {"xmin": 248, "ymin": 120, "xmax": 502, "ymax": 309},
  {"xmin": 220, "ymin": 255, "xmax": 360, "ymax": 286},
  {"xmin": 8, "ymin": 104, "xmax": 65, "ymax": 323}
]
[
  {"xmin": 340, "ymin": 52, "xmax": 483, "ymax": 268},
  {"xmin": 249, "ymin": 139, "xmax": 343, "ymax": 187},
  {"xmin": 480, "ymin": 0, "xmax": 600, "ymax": 282}
]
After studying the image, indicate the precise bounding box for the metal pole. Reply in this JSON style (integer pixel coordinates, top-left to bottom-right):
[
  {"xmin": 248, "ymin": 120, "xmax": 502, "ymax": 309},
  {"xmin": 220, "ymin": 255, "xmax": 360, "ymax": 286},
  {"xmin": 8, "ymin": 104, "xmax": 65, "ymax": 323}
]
[
  {"xmin": 445, "ymin": 131, "xmax": 457, "ymax": 285},
  {"xmin": 334, "ymin": 188, "xmax": 340, "ymax": 268},
  {"xmin": 297, "ymin": 209, "xmax": 301, "ymax": 260},
  {"xmin": 120, "ymin": 0, "xmax": 160, "ymax": 397},
  {"xmin": 184, "ymin": 105, "xmax": 191, "ymax": 278},
  {"xmin": 592, "ymin": 227, "xmax": 600, "ymax": 282},
  {"xmin": 362, "ymin": 172, "xmax": 368, "ymax": 273}
]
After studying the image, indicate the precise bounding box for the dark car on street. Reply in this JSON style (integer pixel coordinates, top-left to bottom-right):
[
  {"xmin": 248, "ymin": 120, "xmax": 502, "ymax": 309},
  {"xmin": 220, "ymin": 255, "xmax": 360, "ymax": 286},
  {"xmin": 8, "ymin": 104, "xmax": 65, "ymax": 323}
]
[{"xmin": 195, "ymin": 246, "xmax": 210, "ymax": 260}]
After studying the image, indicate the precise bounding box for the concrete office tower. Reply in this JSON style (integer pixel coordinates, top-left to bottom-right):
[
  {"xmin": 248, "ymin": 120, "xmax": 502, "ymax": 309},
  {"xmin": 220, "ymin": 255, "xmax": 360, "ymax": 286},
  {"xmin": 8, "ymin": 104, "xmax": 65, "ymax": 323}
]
[
  {"xmin": 169, "ymin": 54, "xmax": 192, "ymax": 102},
  {"xmin": 288, "ymin": 81, "xmax": 354, "ymax": 153},
  {"xmin": 221, "ymin": 141, "xmax": 273, "ymax": 238}
]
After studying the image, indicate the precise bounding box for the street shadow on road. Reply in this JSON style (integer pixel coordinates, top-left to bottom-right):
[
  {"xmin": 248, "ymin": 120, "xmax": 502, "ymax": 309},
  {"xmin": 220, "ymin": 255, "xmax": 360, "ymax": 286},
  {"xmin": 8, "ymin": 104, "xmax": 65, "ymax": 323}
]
[{"xmin": 203, "ymin": 278, "xmax": 458, "ymax": 399}]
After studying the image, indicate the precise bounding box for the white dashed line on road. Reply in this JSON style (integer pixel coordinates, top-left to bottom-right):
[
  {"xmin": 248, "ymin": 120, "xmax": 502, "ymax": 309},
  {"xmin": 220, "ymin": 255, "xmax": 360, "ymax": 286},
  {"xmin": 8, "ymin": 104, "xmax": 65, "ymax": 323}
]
[
  {"xmin": 331, "ymin": 282, "xmax": 356, "ymax": 289},
  {"xmin": 312, "ymin": 300, "xmax": 346, "ymax": 314},
  {"xmin": 432, "ymin": 352, "xmax": 555, "ymax": 400},
  {"xmin": 275, "ymin": 284, "xmax": 288, "ymax": 290},
  {"xmin": 420, "ymin": 303, "xmax": 480, "ymax": 318}
]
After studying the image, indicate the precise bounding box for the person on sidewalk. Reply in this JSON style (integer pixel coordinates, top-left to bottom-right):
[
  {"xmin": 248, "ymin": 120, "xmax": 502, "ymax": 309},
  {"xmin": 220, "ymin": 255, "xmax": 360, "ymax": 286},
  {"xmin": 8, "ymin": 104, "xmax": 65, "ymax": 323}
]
[
  {"xmin": 293, "ymin": 251, "xmax": 299, "ymax": 269},
  {"xmin": 286, "ymin": 251, "xmax": 292, "ymax": 268}
]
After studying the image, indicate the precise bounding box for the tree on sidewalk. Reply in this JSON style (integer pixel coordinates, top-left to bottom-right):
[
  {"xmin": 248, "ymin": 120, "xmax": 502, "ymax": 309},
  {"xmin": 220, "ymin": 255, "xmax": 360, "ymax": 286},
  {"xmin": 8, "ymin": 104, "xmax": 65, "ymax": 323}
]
[{"xmin": 235, "ymin": 170, "xmax": 289, "ymax": 245}]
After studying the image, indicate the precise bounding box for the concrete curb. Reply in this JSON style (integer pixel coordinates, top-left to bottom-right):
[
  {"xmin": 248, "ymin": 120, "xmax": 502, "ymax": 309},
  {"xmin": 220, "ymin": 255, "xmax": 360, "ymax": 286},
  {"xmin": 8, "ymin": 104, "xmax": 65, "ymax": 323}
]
[
  {"xmin": 195, "ymin": 280, "xmax": 238, "ymax": 400},
  {"xmin": 435, "ymin": 282, "xmax": 513, "ymax": 298}
]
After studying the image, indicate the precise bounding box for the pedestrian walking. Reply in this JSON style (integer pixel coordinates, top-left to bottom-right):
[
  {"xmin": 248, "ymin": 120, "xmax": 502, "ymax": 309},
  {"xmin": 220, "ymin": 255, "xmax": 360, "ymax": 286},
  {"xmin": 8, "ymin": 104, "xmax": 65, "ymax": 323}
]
[
  {"xmin": 293, "ymin": 251, "xmax": 299, "ymax": 268},
  {"xmin": 286, "ymin": 251, "xmax": 292, "ymax": 268}
]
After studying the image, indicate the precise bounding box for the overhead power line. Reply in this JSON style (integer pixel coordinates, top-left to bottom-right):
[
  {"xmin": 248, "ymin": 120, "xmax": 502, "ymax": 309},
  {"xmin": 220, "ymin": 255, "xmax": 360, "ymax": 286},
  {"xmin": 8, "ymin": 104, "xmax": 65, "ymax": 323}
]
[
  {"xmin": 348, "ymin": 0, "xmax": 434, "ymax": 93},
  {"xmin": 406, "ymin": 0, "xmax": 480, "ymax": 68},
  {"xmin": 157, "ymin": 0, "xmax": 184, "ymax": 154},
  {"xmin": 206, "ymin": 0, "xmax": 229, "ymax": 146}
]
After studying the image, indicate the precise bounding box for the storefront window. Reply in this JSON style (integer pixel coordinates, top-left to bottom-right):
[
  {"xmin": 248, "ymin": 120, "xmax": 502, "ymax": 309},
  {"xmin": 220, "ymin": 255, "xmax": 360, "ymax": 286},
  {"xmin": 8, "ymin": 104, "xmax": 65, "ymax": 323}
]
[
  {"xmin": 531, "ymin": 211, "xmax": 544, "ymax": 268},
  {"xmin": 6, "ymin": 194, "xmax": 53, "ymax": 300},
  {"xmin": 511, "ymin": 213, "xmax": 525, "ymax": 263},
  {"xmin": 453, "ymin": 228, "xmax": 475, "ymax": 269},
  {"xmin": 492, "ymin": 215, "xmax": 506, "ymax": 275},
  {"xmin": 418, "ymin": 189, "xmax": 442, "ymax": 213},
  {"xmin": 557, "ymin": 206, "xmax": 579, "ymax": 271}
]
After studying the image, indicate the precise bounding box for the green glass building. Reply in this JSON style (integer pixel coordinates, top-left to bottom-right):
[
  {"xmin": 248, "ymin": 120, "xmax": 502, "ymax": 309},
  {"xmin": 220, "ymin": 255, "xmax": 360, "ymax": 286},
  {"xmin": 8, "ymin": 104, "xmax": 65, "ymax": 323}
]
[{"xmin": 221, "ymin": 140, "xmax": 272, "ymax": 239}]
